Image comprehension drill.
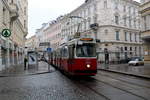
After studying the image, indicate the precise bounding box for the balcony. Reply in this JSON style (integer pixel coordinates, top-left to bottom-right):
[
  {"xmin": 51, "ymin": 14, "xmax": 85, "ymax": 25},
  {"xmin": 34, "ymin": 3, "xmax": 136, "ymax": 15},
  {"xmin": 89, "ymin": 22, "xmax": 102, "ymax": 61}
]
[
  {"xmin": 139, "ymin": 1, "xmax": 150, "ymax": 14},
  {"xmin": 9, "ymin": 3, "xmax": 19, "ymax": 21},
  {"xmin": 141, "ymin": 30, "xmax": 150, "ymax": 41}
]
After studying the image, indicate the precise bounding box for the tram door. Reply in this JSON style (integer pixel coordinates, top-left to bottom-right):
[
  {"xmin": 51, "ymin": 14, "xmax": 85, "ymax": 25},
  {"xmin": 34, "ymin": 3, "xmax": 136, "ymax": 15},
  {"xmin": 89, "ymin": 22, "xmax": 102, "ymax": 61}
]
[{"xmin": 68, "ymin": 45, "xmax": 74, "ymax": 72}]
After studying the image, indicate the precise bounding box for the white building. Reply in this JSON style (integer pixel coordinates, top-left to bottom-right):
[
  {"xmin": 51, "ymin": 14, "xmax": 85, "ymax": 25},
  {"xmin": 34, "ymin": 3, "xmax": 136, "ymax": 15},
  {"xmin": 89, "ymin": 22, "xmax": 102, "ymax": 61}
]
[
  {"xmin": 36, "ymin": 0, "xmax": 143, "ymax": 63},
  {"xmin": 95, "ymin": 0, "xmax": 143, "ymax": 63}
]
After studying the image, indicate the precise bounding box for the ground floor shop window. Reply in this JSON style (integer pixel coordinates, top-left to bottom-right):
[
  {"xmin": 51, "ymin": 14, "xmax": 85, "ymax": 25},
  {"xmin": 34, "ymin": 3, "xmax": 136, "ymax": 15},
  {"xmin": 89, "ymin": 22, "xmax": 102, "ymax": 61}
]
[{"xmin": 1, "ymin": 48, "xmax": 7, "ymax": 65}]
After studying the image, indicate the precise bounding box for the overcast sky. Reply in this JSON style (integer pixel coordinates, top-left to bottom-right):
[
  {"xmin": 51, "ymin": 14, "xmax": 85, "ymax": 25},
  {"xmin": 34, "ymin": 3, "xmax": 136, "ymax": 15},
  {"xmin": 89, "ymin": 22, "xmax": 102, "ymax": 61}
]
[{"xmin": 27, "ymin": 0, "xmax": 140, "ymax": 38}]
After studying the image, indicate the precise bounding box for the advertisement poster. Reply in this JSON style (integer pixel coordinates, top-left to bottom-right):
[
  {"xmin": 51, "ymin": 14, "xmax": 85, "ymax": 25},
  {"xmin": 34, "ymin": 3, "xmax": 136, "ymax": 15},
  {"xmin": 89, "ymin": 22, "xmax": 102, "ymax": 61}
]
[{"xmin": 28, "ymin": 53, "xmax": 37, "ymax": 65}]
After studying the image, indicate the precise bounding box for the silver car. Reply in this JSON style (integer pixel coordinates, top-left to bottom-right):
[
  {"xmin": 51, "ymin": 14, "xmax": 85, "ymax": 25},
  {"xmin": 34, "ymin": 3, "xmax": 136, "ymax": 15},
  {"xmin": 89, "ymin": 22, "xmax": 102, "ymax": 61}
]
[{"xmin": 128, "ymin": 57, "xmax": 144, "ymax": 66}]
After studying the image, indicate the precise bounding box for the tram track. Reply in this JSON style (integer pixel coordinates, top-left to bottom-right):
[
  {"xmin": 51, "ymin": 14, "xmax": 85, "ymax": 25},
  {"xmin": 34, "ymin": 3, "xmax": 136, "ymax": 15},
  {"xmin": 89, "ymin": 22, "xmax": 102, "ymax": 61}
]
[
  {"xmin": 74, "ymin": 76, "xmax": 147, "ymax": 100},
  {"xmin": 59, "ymin": 72, "xmax": 110, "ymax": 100},
  {"xmin": 92, "ymin": 72, "xmax": 149, "ymax": 100},
  {"xmin": 78, "ymin": 82, "xmax": 111, "ymax": 100},
  {"xmin": 97, "ymin": 71, "xmax": 150, "ymax": 89},
  {"xmin": 58, "ymin": 70, "xmax": 148, "ymax": 100}
]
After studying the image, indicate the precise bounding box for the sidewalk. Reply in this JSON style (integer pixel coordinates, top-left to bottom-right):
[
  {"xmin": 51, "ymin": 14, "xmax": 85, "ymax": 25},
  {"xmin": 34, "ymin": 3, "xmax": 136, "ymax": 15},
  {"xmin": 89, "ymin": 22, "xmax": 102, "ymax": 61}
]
[
  {"xmin": 0, "ymin": 61, "xmax": 55, "ymax": 77},
  {"xmin": 98, "ymin": 63, "xmax": 150, "ymax": 79}
]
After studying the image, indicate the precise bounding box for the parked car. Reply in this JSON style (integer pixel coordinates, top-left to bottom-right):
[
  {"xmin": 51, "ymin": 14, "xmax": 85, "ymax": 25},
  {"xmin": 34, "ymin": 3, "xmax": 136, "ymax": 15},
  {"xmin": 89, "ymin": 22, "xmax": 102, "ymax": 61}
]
[
  {"xmin": 128, "ymin": 57, "xmax": 144, "ymax": 66},
  {"xmin": 120, "ymin": 58, "xmax": 131, "ymax": 63}
]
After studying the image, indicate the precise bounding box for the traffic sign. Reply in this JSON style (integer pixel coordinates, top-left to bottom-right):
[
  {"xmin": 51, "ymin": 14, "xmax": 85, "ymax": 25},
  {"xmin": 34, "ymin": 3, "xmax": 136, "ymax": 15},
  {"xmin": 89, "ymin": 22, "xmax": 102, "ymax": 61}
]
[
  {"xmin": 1, "ymin": 29, "xmax": 11, "ymax": 37},
  {"xmin": 47, "ymin": 48, "xmax": 52, "ymax": 52}
]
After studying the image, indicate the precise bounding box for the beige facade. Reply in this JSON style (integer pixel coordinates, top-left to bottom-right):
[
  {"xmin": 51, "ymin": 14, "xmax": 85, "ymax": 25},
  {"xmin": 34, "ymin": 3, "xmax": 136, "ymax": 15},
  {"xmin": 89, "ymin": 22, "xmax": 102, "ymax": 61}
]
[
  {"xmin": 0, "ymin": 0, "xmax": 28, "ymax": 71},
  {"xmin": 25, "ymin": 35, "xmax": 36, "ymax": 49},
  {"xmin": 25, "ymin": 35, "xmax": 36, "ymax": 51},
  {"xmin": 140, "ymin": 0, "xmax": 150, "ymax": 63}
]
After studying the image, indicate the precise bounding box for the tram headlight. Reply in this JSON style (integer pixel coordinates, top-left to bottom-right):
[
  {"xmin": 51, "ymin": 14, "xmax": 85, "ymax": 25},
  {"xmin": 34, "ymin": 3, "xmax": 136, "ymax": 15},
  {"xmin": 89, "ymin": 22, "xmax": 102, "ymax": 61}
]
[{"xmin": 86, "ymin": 64, "xmax": 91, "ymax": 68}]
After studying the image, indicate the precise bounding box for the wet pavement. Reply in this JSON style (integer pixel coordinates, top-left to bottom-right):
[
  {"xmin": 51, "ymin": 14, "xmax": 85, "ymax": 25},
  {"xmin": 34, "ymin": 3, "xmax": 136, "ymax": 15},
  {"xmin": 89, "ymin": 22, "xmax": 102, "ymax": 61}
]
[
  {"xmin": 0, "ymin": 68, "xmax": 150, "ymax": 100},
  {"xmin": 0, "ymin": 62, "xmax": 150, "ymax": 100},
  {"xmin": 98, "ymin": 63, "xmax": 150, "ymax": 79},
  {"xmin": 0, "ymin": 61, "xmax": 55, "ymax": 77}
]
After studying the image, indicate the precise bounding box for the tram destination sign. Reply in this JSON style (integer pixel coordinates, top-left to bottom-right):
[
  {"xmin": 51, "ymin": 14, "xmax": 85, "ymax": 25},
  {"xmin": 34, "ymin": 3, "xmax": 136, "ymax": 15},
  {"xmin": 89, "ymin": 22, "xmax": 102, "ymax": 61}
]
[{"xmin": 1, "ymin": 29, "xmax": 11, "ymax": 38}]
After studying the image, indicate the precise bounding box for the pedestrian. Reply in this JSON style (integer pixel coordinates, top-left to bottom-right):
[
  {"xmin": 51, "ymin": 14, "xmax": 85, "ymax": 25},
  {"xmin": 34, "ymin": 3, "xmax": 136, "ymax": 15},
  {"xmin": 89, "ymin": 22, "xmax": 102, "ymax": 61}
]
[{"xmin": 24, "ymin": 56, "xmax": 28, "ymax": 70}]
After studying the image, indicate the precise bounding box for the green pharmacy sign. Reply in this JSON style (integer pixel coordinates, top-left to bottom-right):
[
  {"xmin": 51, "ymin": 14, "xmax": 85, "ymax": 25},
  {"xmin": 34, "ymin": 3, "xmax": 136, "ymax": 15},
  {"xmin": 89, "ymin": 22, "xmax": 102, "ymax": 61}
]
[{"xmin": 1, "ymin": 29, "xmax": 11, "ymax": 37}]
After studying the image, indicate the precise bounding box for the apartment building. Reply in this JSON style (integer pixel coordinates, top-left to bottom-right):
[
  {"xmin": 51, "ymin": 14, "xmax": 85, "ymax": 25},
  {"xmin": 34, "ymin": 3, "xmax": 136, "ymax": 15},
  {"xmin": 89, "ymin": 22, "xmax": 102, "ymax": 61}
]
[
  {"xmin": 0, "ymin": 0, "xmax": 28, "ymax": 71},
  {"xmin": 140, "ymin": 0, "xmax": 150, "ymax": 63}
]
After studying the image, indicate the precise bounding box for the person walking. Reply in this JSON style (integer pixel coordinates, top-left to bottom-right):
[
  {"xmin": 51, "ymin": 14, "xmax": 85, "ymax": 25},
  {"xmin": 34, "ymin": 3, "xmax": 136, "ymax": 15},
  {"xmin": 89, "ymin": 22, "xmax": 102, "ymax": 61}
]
[{"xmin": 24, "ymin": 56, "xmax": 28, "ymax": 70}]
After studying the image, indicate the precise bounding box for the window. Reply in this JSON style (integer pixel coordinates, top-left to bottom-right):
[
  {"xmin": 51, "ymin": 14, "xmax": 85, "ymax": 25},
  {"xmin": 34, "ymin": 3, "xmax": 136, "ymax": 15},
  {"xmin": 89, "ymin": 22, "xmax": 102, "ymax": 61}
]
[
  {"xmin": 135, "ymin": 33, "xmax": 137, "ymax": 42},
  {"xmin": 88, "ymin": 7, "xmax": 91, "ymax": 15},
  {"xmin": 11, "ymin": 0, "xmax": 13, "ymax": 3},
  {"xmin": 133, "ymin": 8, "xmax": 136, "ymax": 15},
  {"xmin": 115, "ymin": 15, "xmax": 119, "ymax": 25},
  {"xmin": 130, "ymin": 47, "xmax": 132, "ymax": 51},
  {"xmin": 129, "ymin": 17, "xmax": 131, "ymax": 27},
  {"xmin": 76, "ymin": 44, "xmax": 96, "ymax": 57},
  {"xmin": 24, "ymin": 20, "xmax": 26, "ymax": 28},
  {"xmin": 124, "ymin": 17, "xmax": 126, "ymax": 26},
  {"xmin": 139, "ymin": 33, "xmax": 141, "ymax": 42},
  {"xmin": 134, "ymin": 20, "xmax": 136, "ymax": 28},
  {"xmin": 130, "ymin": 47, "xmax": 132, "ymax": 55},
  {"xmin": 128, "ymin": 6, "xmax": 131, "ymax": 14},
  {"xmin": 121, "ymin": 47, "xmax": 123, "ymax": 52},
  {"xmin": 144, "ymin": 16, "xmax": 147, "ymax": 30},
  {"xmin": 130, "ymin": 33, "xmax": 132, "ymax": 42},
  {"xmin": 24, "ymin": 7, "xmax": 27, "ymax": 16},
  {"xmin": 125, "ymin": 47, "xmax": 127, "ymax": 51},
  {"xmin": 115, "ymin": 2, "xmax": 118, "ymax": 10},
  {"xmin": 3, "ymin": 7, "xmax": 6, "ymax": 24},
  {"xmin": 105, "ymin": 29, "xmax": 108, "ymax": 35},
  {"xmin": 125, "ymin": 32, "xmax": 127, "ymax": 41},
  {"xmin": 135, "ymin": 47, "xmax": 137, "ymax": 56},
  {"xmin": 123, "ymin": 5, "xmax": 126, "ymax": 12},
  {"xmin": 61, "ymin": 47, "xmax": 68, "ymax": 57},
  {"xmin": 94, "ymin": 16, "xmax": 97, "ymax": 23},
  {"xmin": 94, "ymin": 4, "xmax": 97, "ymax": 11},
  {"xmin": 104, "ymin": 0, "xmax": 107, "ymax": 8},
  {"xmin": 116, "ymin": 31, "xmax": 120, "ymax": 41}
]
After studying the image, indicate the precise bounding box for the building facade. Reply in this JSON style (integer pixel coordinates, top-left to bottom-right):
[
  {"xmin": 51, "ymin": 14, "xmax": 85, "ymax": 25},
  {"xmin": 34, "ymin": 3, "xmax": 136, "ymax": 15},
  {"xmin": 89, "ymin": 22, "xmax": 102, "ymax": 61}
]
[
  {"xmin": 140, "ymin": 0, "xmax": 150, "ymax": 63},
  {"xmin": 35, "ymin": 0, "xmax": 143, "ymax": 63},
  {"xmin": 95, "ymin": 0, "xmax": 143, "ymax": 63},
  {"xmin": 0, "ymin": 0, "xmax": 28, "ymax": 71},
  {"xmin": 25, "ymin": 35, "xmax": 36, "ymax": 51}
]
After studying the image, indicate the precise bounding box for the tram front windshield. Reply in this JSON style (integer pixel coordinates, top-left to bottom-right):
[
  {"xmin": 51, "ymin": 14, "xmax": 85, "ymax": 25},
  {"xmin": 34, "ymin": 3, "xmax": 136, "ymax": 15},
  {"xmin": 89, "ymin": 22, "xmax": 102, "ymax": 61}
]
[{"xmin": 76, "ymin": 43, "xmax": 96, "ymax": 57}]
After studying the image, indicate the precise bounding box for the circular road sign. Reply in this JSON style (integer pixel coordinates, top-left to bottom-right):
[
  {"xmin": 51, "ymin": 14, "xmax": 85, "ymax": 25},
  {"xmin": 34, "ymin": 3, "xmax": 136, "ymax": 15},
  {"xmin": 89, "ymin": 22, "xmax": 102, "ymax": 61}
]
[{"xmin": 1, "ymin": 29, "xmax": 11, "ymax": 37}]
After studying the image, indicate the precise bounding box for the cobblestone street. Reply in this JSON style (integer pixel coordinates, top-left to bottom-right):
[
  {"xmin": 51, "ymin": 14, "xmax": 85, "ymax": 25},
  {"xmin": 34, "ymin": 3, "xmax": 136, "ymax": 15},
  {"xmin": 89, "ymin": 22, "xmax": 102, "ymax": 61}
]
[{"xmin": 0, "ymin": 63, "xmax": 150, "ymax": 100}]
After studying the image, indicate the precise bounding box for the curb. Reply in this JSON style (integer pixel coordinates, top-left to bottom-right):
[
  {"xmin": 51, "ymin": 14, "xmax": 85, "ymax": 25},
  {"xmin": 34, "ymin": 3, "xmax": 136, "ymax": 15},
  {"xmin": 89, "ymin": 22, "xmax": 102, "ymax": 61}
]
[
  {"xmin": 0, "ymin": 71, "xmax": 54, "ymax": 77},
  {"xmin": 98, "ymin": 68, "xmax": 150, "ymax": 80}
]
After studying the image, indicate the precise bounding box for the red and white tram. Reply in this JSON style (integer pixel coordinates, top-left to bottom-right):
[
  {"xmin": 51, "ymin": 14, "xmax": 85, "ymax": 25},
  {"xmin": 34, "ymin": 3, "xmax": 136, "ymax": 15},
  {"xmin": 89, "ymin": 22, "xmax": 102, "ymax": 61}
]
[{"xmin": 50, "ymin": 37, "xmax": 97, "ymax": 76}]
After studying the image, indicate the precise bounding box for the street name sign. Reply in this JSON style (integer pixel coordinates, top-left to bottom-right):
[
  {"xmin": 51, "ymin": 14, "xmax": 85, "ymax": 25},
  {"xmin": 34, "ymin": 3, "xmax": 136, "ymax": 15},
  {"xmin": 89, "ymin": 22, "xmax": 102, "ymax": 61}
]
[{"xmin": 1, "ymin": 29, "xmax": 11, "ymax": 37}]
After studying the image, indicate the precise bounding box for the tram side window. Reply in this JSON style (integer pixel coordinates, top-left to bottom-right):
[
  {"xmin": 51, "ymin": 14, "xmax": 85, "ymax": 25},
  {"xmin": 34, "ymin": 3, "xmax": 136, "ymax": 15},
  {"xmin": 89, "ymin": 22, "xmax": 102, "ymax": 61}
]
[
  {"xmin": 69, "ymin": 45, "xmax": 74, "ymax": 59},
  {"xmin": 61, "ymin": 47, "xmax": 68, "ymax": 57}
]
